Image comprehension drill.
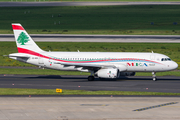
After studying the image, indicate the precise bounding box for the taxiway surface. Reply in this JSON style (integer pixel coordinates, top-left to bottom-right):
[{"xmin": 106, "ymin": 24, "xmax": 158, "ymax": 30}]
[
  {"xmin": 1, "ymin": 75, "xmax": 180, "ymax": 93},
  {"xmin": 1, "ymin": 2, "xmax": 180, "ymax": 7},
  {"xmin": 1, "ymin": 34, "xmax": 180, "ymax": 43}
]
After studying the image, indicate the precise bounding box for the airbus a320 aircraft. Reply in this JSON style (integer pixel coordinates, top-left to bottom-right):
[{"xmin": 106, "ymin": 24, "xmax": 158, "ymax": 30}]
[{"xmin": 8, "ymin": 23, "xmax": 178, "ymax": 81}]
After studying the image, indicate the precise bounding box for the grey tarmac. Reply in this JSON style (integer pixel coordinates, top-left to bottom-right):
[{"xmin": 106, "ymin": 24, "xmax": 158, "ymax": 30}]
[
  {"xmin": 0, "ymin": 97, "xmax": 180, "ymax": 120},
  {"xmin": 1, "ymin": 34, "xmax": 180, "ymax": 43},
  {"xmin": 1, "ymin": 2, "xmax": 180, "ymax": 7},
  {"xmin": 1, "ymin": 74, "xmax": 180, "ymax": 93}
]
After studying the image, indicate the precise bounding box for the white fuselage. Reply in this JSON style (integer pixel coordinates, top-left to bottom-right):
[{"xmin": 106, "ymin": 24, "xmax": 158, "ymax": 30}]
[{"xmin": 10, "ymin": 51, "xmax": 178, "ymax": 72}]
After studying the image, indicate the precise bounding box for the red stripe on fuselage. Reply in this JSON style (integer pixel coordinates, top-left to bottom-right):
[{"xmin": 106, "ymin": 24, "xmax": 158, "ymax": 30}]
[
  {"xmin": 18, "ymin": 47, "xmax": 48, "ymax": 59},
  {"xmin": 12, "ymin": 25, "xmax": 24, "ymax": 30},
  {"xmin": 17, "ymin": 47, "xmax": 163, "ymax": 64},
  {"xmin": 17, "ymin": 47, "xmax": 106, "ymax": 63},
  {"xmin": 145, "ymin": 59, "xmax": 162, "ymax": 65}
]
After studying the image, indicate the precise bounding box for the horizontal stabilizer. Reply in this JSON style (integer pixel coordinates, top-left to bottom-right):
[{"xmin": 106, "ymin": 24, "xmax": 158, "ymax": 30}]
[{"xmin": 8, "ymin": 53, "xmax": 30, "ymax": 59}]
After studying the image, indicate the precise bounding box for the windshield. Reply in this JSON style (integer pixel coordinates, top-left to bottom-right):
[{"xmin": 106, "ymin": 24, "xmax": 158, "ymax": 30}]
[{"xmin": 161, "ymin": 58, "xmax": 171, "ymax": 61}]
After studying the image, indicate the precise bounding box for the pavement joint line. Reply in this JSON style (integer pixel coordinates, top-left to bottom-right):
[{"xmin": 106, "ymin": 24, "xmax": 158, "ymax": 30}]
[
  {"xmin": 133, "ymin": 102, "xmax": 178, "ymax": 111},
  {"xmin": 80, "ymin": 104, "xmax": 108, "ymax": 106}
]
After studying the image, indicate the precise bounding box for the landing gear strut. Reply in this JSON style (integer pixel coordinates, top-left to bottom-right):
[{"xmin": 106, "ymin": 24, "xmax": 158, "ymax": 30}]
[
  {"xmin": 88, "ymin": 71, "xmax": 95, "ymax": 81},
  {"xmin": 152, "ymin": 72, "xmax": 156, "ymax": 81}
]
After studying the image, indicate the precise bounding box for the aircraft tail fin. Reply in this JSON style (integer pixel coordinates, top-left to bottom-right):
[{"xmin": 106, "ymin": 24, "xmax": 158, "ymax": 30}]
[{"xmin": 12, "ymin": 23, "xmax": 43, "ymax": 53}]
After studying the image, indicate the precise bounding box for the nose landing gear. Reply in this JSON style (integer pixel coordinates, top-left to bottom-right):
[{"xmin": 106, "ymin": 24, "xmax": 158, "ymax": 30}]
[{"xmin": 152, "ymin": 72, "xmax": 156, "ymax": 81}]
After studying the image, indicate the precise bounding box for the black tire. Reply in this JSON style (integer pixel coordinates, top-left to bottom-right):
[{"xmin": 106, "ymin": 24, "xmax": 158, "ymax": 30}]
[
  {"xmin": 88, "ymin": 76, "xmax": 94, "ymax": 81},
  {"xmin": 153, "ymin": 77, "xmax": 157, "ymax": 81}
]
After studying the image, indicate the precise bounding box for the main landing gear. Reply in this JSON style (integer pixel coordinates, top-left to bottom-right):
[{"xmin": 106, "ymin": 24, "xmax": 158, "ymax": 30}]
[
  {"xmin": 152, "ymin": 72, "xmax": 157, "ymax": 81},
  {"xmin": 88, "ymin": 71, "xmax": 95, "ymax": 81},
  {"xmin": 88, "ymin": 76, "xmax": 94, "ymax": 81}
]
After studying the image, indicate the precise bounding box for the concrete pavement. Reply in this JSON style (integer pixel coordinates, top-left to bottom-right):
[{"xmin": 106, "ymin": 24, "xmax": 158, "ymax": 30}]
[
  {"xmin": 0, "ymin": 97, "xmax": 180, "ymax": 120},
  {"xmin": 1, "ymin": 34, "xmax": 180, "ymax": 43}
]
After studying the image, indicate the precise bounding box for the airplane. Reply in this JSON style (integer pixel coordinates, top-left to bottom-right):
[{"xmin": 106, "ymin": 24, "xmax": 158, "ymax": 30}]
[{"xmin": 8, "ymin": 23, "xmax": 178, "ymax": 81}]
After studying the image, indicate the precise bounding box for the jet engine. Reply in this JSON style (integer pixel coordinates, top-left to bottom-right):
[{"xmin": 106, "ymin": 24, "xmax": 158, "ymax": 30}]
[
  {"xmin": 120, "ymin": 72, "xmax": 136, "ymax": 76},
  {"xmin": 95, "ymin": 68, "xmax": 119, "ymax": 78}
]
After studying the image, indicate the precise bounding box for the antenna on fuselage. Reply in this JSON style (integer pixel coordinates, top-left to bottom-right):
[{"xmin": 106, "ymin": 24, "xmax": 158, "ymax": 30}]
[
  {"xmin": 77, "ymin": 50, "xmax": 80, "ymax": 52},
  {"xmin": 152, "ymin": 51, "xmax": 154, "ymax": 53}
]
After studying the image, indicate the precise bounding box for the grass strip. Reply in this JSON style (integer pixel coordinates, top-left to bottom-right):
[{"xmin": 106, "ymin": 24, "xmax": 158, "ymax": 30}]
[
  {"xmin": 0, "ymin": 68, "xmax": 180, "ymax": 76},
  {"xmin": 0, "ymin": 88, "xmax": 180, "ymax": 95},
  {"xmin": 0, "ymin": 5, "xmax": 180, "ymax": 35}
]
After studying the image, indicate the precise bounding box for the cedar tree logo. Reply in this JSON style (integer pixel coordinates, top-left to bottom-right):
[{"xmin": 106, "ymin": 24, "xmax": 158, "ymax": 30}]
[{"xmin": 17, "ymin": 32, "xmax": 29, "ymax": 45}]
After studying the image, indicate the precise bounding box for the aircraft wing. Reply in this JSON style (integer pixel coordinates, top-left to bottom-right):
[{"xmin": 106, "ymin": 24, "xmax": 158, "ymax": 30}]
[{"xmin": 56, "ymin": 62, "xmax": 116, "ymax": 70}]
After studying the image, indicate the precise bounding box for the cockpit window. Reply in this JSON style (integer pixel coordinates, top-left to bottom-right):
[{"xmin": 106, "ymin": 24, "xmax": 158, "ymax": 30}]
[
  {"xmin": 167, "ymin": 58, "xmax": 171, "ymax": 61},
  {"xmin": 161, "ymin": 58, "xmax": 171, "ymax": 61}
]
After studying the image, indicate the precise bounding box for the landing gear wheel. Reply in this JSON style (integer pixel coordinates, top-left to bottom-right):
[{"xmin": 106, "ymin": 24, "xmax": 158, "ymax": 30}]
[
  {"xmin": 88, "ymin": 76, "xmax": 94, "ymax": 81},
  {"xmin": 152, "ymin": 72, "xmax": 157, "ymax": 81},
  {"xmin": 153, "ymin": 77, "xmax": 157, "ymax": 81}
]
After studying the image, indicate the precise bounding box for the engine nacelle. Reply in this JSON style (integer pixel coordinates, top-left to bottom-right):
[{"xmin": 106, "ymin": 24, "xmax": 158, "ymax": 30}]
[
  {"xmin": 95, "ymin": 68, "xmax": 119, "ymax": 78},
  {"xmin": 120, "ymin": 72, "xmax": 136, "ymax": 76}
]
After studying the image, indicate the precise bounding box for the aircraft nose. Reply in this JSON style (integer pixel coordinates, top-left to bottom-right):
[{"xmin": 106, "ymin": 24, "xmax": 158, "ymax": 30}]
[{"xmin": 171, "ymin": 61, "xmax": 178, "ymax": 70}]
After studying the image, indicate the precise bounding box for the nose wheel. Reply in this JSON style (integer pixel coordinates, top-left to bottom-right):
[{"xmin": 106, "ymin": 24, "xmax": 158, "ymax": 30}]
[{"xmin": 152, "ymin": 72, "xmax": 157, "ymax": 81}]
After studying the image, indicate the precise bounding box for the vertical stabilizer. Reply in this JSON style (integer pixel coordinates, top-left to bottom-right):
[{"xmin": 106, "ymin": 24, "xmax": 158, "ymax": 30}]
[{"xmin": 12, "ymin": 23, "xmax": 43, "ymax": 53}]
